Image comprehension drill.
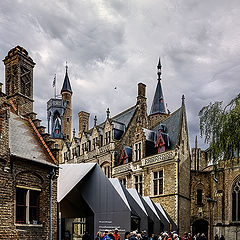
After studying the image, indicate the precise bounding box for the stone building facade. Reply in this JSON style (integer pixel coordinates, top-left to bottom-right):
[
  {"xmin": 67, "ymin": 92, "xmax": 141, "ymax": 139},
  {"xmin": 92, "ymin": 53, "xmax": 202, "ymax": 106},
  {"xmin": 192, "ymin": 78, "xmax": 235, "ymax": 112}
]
[
  {"xmin": 59, "ymin": 60, "xmax": 191, "ymax": 236},
  {"xmin": 0, "ymin": 46, "xmax": 59, "ymax": 239},
  {"xmin": 191, "ymin": 141, "xmax": 240, "ymax": 240}
]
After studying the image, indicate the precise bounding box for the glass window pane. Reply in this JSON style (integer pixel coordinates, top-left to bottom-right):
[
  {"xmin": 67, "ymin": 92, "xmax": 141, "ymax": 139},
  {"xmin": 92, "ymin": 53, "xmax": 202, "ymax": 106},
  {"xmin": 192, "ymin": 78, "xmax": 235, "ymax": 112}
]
[
  {"xmin": 159, "ymin": 179, "xmax": 163, "ymax": 194},
  {"xmin": 232, "ymin": 191, "xmax": 236, "ymax": 221},
  {"xmin": 153, "ymin": 180, "xmax": 157, "ymax": 195}
]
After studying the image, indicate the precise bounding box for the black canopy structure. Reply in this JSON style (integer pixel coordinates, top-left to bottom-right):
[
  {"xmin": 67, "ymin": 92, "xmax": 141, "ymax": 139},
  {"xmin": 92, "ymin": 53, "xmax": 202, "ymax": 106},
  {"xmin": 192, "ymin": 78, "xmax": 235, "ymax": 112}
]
[
  {"xmin": 58, "ymin": 163, "xmax": 172, "ymax": 239},
  {"xmin": 58, "ymin": 163, "xmax": 131, "ymax": 239}
]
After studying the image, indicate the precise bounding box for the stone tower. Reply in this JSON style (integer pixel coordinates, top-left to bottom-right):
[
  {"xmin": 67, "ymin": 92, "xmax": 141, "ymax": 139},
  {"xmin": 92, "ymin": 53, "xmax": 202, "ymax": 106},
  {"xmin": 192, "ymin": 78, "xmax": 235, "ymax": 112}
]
[
  {"xmin": 148, "ymin": 58, "xmax": 169, "ymax": 129},
  {"xmin": 61, "ymin": 65, "xmax": 73, "ymax": 141},
  {"xmin": 47, "ymin": 97, "xmax": 67, "ymax": 139},
  {"xmin": 3, "ymin": 46, "xmax": 35, "ymax": 115}
]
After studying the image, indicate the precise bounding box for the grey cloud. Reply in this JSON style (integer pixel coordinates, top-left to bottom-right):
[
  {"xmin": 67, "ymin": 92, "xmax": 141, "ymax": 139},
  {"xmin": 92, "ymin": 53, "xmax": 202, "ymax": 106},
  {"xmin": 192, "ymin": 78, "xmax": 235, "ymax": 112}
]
[{"xmin": 0, "ymin": 0, "xmax": 240, "ymax": 149}]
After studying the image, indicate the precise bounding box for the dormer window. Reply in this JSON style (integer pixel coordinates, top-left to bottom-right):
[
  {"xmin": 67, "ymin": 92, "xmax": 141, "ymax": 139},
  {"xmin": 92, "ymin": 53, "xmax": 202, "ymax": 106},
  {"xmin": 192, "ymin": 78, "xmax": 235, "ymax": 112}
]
[
  {"xmin": 82, "ymin": 142, "xmax": 88, "ymax": 153},
  {"xmin": 105, "ymin": 131, "xmax": 111, "ymax": 145},
  {"xmin": 92, "ymin": 137, "xmax": 98, "ymax": 150}
]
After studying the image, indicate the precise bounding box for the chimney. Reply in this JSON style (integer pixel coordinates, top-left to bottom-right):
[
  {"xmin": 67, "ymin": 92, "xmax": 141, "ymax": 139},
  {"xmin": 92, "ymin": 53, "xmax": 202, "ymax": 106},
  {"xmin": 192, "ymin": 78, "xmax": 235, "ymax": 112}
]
[
  {"xmin": 138, "ymin": 83, "xmax": 146, "ymax": 97},
  {"xmin": 137, "ymin": 83, "xmax": 146, "ymax": 105},
  {"xmin": 78, "ymin": 111, "xmax": 90, "ymax": 137}
]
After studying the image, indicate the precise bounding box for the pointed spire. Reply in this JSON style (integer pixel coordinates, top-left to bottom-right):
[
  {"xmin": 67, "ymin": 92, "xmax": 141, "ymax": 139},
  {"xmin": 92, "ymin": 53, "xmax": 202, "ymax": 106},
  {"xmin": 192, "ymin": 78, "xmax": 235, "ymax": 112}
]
[
  {"xmin": 195, "ymin": 135, "xmax": 198, "ymax": 149},
  {"xmin": 157, "ymin": 57, "xmax": 162, "ymax": 80},
  {"xmin": 94, "ymin": 115, "xmax": 97, "ymax": 126},
  {"xmin": 61, "ymin": 62, "xmax": 73, "ymax": 94},
  {"xmin": 73, "ymin": 128, "xmax": 76, "ymax": 138},
  {"xmin": 106, "ymin": 108, "xmax": 110, "ymax": 119},
  {"xmin": 150, "ymin": 58, "xmax": 166, "ymax": 115},
  {"xmin": 182, "ymin": 94, "xmax": 185, "ymax": 106}
]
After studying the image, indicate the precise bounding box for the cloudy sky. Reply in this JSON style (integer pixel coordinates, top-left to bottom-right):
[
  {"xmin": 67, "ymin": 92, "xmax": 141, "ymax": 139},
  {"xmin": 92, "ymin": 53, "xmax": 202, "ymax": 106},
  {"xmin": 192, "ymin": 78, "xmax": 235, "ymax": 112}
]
[{"xmin": 0, "ymin": 0, "xmax": 239, "ymax": 148}]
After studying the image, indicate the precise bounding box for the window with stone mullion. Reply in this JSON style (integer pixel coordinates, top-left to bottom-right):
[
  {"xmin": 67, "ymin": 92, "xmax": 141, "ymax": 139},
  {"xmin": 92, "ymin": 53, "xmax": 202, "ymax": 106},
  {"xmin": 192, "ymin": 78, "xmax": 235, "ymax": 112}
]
[
  {"xmin": 153, "ymin": 171, "xmax": 163, "ymax": 196},
  {"xmin": 135, "ymin": 142, "xmax": 142, "ymax": 161},
  {"xmin": 135, "ymin": 175, "xmax": 143, "ymax": 195}
]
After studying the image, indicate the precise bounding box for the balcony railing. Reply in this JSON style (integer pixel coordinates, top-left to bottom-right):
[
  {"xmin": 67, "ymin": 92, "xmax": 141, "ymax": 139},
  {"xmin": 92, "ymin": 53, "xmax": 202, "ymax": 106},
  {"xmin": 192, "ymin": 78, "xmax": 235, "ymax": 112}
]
[{"xmin": 113, "ymin": 150, "xmax": 175, "ymax": 175}]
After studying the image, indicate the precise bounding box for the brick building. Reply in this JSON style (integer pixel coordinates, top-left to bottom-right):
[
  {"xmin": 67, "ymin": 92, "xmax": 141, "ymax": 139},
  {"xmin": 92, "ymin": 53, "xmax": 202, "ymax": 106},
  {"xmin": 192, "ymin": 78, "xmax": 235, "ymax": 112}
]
[
  {"xmin": 191, "ymin": 139, "xmax": 240, "ymax": 240},
  {"xmin": 57, "ymin": 59, "xmax": 191, "ymax": 236},
  {"xmin": 49, "ymin": 53, "xmax": 239, "ymax": 239},
  {"xmin": 0, "ymin": 46, "xmax": 58, "ymax": 239}
]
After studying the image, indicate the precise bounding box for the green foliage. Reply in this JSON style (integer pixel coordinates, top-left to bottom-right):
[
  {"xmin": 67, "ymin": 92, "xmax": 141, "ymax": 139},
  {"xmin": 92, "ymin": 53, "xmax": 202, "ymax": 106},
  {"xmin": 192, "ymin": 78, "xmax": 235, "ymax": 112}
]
[{"xmin": 199, "ymin": 93, "xmax": 240, "ymax": 163}]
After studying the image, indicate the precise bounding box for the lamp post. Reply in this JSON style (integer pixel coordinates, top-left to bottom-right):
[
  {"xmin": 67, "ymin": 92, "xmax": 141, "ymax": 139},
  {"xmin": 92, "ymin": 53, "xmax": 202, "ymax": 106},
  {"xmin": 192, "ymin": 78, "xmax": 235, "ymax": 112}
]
[{"xmin": 207, "ymin": 197, "xmax": 217, "ymax": 240}]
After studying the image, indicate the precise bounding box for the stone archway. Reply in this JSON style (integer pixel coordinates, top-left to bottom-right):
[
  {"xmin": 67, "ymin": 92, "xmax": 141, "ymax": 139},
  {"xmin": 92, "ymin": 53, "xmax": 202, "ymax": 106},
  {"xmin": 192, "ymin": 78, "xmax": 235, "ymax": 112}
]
[{"xmin": 192, "ymin": 219, "xmax": 208, "ymax": 238}]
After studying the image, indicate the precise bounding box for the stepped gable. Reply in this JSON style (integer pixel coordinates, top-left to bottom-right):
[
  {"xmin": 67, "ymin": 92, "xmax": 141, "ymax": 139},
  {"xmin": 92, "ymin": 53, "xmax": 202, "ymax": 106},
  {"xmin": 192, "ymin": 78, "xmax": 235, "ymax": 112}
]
[
  {"xmin": 152, "ymin": 106, "xmax": 182, "ymax": 149},
  {"xmin": 9, "ymin": 108, "xmax": 57, "ymax": 166}
]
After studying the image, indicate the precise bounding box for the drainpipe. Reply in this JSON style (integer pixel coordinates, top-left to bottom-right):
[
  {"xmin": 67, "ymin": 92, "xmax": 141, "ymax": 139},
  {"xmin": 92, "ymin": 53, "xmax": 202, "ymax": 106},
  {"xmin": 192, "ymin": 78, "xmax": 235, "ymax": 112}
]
[
  {"xmin": 49, "ymin": 168, "xmax": 55, "ymax": 240},
  {"xmin": 177, "ymin": 157, "xmax": 180, "ymax": 234}
]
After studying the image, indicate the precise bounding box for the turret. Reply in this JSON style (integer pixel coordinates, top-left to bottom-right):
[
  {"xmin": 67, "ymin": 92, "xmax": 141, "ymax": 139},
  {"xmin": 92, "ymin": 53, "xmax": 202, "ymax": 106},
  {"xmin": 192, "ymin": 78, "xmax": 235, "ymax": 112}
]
[
  {"xmin": 61, "ymin": 64, "xmax": 73, "ymax": 141},
  {"xmin": 148, "ymin": 58, "xmax": 169, "ymax": 129},
  {"xmin": 3, "ymin": 46, "xmax": 35, "ymax": 115}
]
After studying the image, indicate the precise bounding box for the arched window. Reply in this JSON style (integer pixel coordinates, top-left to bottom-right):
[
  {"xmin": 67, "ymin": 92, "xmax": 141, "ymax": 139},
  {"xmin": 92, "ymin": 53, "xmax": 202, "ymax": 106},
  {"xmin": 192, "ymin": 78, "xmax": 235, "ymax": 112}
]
[
  {"xmin": 232, "ymin": 178, "xmax": 240, "ymax": 221},
  {"xmin": 52, "ymin": 111, "xmax": 62, "ymax": 137}
]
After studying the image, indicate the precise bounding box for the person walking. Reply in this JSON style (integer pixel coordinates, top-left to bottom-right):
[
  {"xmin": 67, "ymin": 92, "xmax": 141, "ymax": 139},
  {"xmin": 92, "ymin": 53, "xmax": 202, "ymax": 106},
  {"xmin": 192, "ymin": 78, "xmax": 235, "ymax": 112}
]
[
  {"xmin": 114, "ymin": 228, "xmax": 121, "ymax": 240},
  {"xmin": 219, "ymin": 235, "xmax": 225, "ymax": 240},
  {"xmin": 125, "ymin": 231, "xmax": 131, "ymax": 240},
  {"xmin": 95, "ymin": 232, "xmax": 102, "ymax": 240}
]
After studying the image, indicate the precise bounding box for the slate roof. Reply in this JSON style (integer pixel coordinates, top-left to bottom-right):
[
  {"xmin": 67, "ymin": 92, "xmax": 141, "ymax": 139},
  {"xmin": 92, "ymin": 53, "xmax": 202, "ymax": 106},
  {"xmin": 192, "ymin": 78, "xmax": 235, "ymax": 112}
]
[
  {"xmin": 61, "ymin": 68, "xmax": 72, "ymax": 94},
  {"xmin": 97, "ymin": 105, "xmax": 137, "ymax": 131},
  {"xmin": 150, "ymin": 79, "xmax": 166, "ymax": 115},
  {"xmin": 112, "ymin": 105, "xmax": 137, "ymax": 127},
  {"xmin": 9, "ymin": 112, "xmax": 56, "ymax": 166},
  {"xmin": 152, "ymin": 106, "xmax": 182, "ymax": 149}
]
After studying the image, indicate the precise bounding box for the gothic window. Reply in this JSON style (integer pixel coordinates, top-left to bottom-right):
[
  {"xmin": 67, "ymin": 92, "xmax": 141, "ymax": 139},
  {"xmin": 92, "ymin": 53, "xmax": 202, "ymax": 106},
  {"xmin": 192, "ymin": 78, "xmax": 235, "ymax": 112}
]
[
  {"xmin": 197, "ymin": 189, "xmax": 203, "ymax": 205},
  {"xmin": 135, "ymin": 175, "xmax": 143, "ymax": 195},
  {"xmin": 16, "ymin": 188, "xmax": 40, "ymax": 224},
  {"xmin": 82, "ymin": 142, "xmax": 88, "ymax": 153},
  {"xmin": 232, "ymin": 179, "xmax": 240, "ymax": 221},
  {"xmin": 77, "ymin": 146, "xmax": 80, "ymax": 156},
  {"xmin": 105, "ymin": 131, "xmax": 111, "ymax": 144},
  {"xmin": 103, "ymin": 165, "xmax": 110, "ymax": 178},
  {"xmin": 153, "ymin": 171, "xmax": 163, "ymax": 195},
  {"xmin": 92, "ymin": 137, "xmax": 98, "ymax": 150},
  {"xmin": 135, "ymin": 142, "xmax": 141, "ymax": 161}
]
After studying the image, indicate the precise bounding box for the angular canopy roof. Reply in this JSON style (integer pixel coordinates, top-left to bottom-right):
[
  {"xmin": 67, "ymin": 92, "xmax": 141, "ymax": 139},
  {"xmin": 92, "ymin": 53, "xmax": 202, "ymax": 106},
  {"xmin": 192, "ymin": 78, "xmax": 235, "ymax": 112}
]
[
  {"xmin": 109, "ymin": 178, "xmax": 131, "ymax": 211},
  {"xmin": 57, "ymin": 163, "xmax": 96, "ymax": 202},
  {"xmin": 142, "ymin": 196, "xmax": 160, "ymax": 220},
  {"xmin": 128, "ymin": 188, "xmax": 148, "ymax": 215}
]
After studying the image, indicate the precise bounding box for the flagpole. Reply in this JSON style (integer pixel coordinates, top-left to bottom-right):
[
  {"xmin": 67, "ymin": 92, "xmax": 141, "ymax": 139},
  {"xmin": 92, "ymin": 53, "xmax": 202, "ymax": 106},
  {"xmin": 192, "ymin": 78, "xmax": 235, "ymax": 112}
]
[{"xmin": 55, "ymin": 74, "xmax": 56, "ymax": 98}]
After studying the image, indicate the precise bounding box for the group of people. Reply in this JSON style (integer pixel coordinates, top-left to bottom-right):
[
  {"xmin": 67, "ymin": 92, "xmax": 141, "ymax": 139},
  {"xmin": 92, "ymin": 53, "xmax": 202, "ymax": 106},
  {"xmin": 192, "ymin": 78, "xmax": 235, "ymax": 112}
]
[{"xmin": 93, "ymin": 230, "xmax": 226, "ymax": 240}]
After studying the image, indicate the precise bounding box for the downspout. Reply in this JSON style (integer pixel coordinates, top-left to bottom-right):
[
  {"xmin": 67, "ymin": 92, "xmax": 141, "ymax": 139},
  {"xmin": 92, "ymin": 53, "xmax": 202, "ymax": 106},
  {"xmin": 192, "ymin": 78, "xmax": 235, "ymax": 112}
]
[
  {"xmin": 49, "ymin": 168, "xmax": 56, "ymax": 240},
  {"xmin": 177, "ymin": 156, "xmax": 180, "ymax": 234}
]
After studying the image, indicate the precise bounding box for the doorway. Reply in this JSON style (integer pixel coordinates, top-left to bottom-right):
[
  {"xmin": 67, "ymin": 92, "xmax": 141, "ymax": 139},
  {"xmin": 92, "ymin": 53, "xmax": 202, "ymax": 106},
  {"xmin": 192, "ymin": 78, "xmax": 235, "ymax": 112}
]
[{"xmin": 192, "ymin": 219, "xmax": 208, "ymax": 239}]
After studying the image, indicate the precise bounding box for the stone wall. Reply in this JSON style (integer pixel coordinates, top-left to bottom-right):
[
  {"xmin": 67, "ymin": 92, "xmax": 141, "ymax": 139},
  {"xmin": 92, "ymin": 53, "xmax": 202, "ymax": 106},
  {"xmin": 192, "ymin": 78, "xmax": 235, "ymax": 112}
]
[{"xmin": 190, "ymin": 158, "xmax": 240, "ymax": 240}]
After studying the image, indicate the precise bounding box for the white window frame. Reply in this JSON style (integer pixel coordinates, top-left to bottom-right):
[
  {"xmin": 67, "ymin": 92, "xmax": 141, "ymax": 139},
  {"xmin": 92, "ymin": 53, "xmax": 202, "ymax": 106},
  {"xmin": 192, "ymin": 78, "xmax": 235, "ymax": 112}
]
[
  {"xmin": 152, "ymin": 170, "xmax": 164, "ymax": 196},
  {"xmin": 15, "ymin": 186, "xmax": 41, "ymax": 225},
  {"xmin": 134, "ymin": 174, "xmax": 143, "ymax": 195}
]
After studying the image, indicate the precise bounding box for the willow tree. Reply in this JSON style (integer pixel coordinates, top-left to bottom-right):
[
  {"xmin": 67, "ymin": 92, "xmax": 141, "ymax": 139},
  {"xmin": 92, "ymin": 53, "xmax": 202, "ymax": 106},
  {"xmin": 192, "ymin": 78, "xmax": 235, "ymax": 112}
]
[{"xmin": 199, "ymin": 93, "xmax": 240, "ymax": 164}]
